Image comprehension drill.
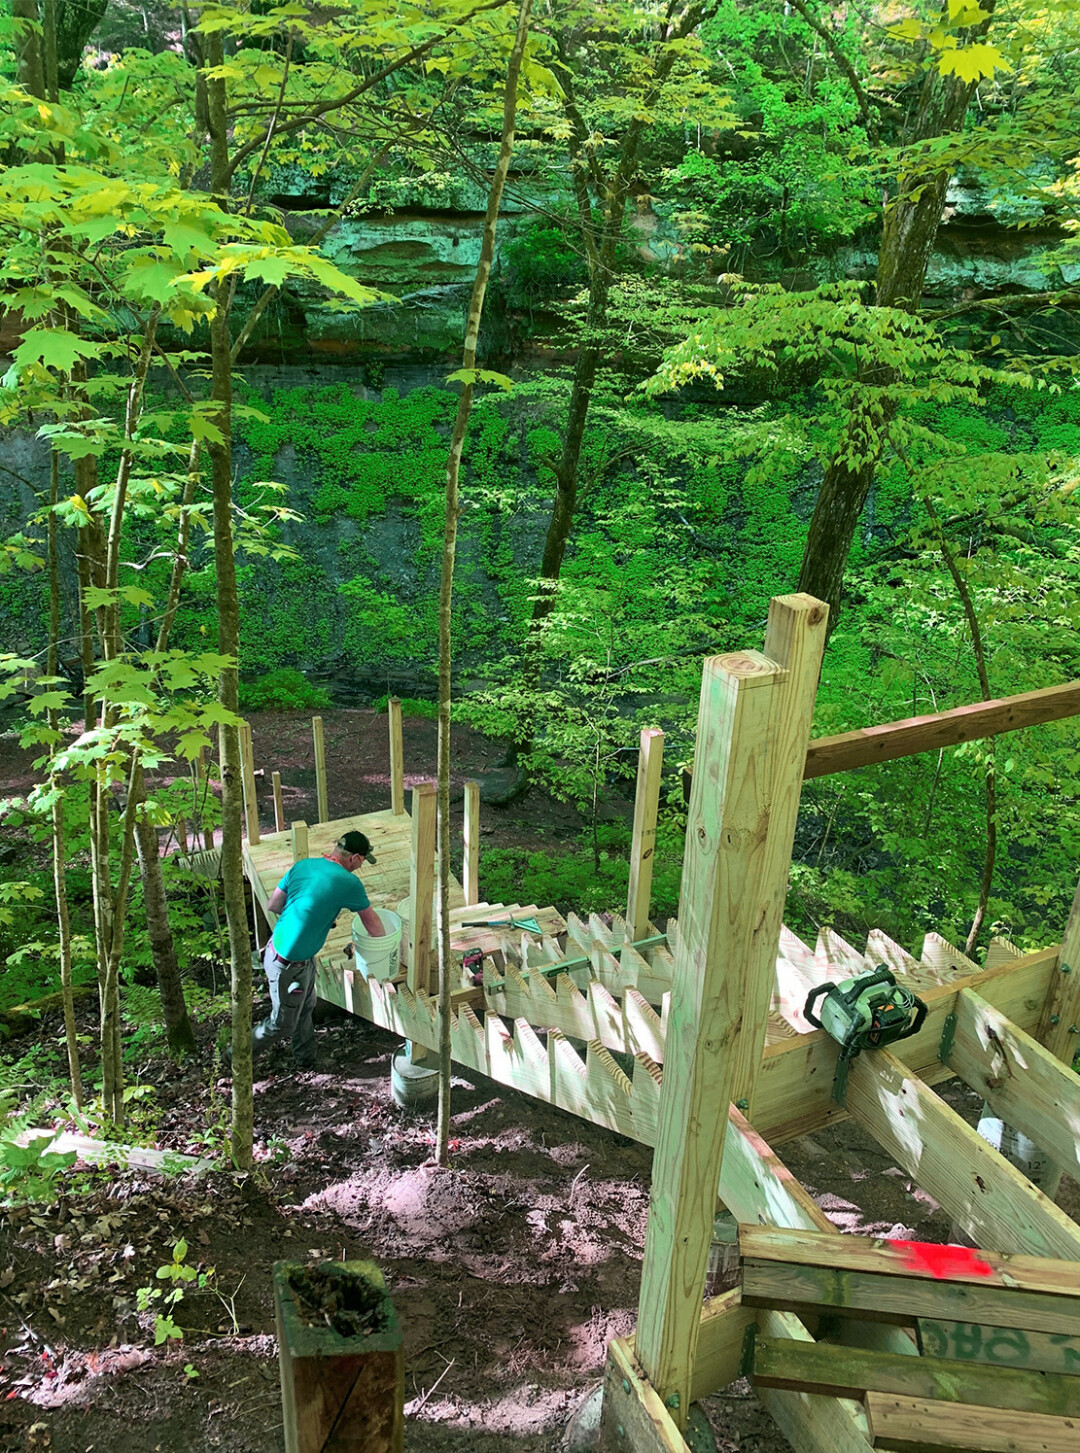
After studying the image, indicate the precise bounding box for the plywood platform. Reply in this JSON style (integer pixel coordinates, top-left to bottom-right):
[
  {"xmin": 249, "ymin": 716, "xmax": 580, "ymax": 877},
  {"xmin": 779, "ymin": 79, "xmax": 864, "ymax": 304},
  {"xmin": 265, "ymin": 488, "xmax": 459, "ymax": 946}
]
[{"xmin": 243, "ymin": 808, "xmax": 468, "ymax": 968}]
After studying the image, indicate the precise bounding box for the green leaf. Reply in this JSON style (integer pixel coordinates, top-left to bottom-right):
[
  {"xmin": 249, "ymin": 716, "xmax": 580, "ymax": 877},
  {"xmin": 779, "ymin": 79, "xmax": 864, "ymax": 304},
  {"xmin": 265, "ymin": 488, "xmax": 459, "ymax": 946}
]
[
  {"xmin": 937, "ymin": 44, "xmax": 1010, "ymax": 83},
  {"xmin": 13, "ymin": 329, "xmax": 103, "ymax": 372},
  {"xmin": 445, "ymin": 368, "xmax": 515, "ymax": 393}
]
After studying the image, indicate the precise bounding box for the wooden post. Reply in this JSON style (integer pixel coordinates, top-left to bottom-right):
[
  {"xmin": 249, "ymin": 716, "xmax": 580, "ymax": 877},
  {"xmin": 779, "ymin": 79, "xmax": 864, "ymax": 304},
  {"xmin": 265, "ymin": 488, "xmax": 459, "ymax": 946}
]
[
  {"xmin": 388, "ymin": 697, "xmax": 405, "ymax": 815},
  {"xmin": 463, "ymin": 779, "xmax": 480, "ymax": 906},
  {"xmin": 312, "ymin": 716, "xmax": 328, "ymax": 824},
  {"xmin": 240, "ymin": 720, "xmax": 260, "ymax": 845},
  {"xmin": 626, "ymin": 728, "xmax": 664, "ymax": 942},
  {"xmin": 1038, "ymin": 872, "xmax": 1080, "ymax": 1065},
  {"xmin": 632, "ymin": 595, "xmax": 827, "ymax": 1428},
  {"xmin": 406, "ymin": 782, "xmax": 437, "ymax": 994},
  {"xmin": 272, "ymin": 771, "xmax": 285, "ymax": 833},
  {"xmin": 291, "ymin": 820, "xmax": 308, "ymax": 865}
]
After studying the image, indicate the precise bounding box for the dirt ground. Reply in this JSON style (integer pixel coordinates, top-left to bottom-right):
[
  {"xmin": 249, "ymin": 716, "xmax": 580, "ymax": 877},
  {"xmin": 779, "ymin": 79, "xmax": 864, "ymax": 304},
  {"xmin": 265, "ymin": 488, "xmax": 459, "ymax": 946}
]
[{"xmin": 2, "ymin": 709, "xmax": 1078, "ymax": 1452}]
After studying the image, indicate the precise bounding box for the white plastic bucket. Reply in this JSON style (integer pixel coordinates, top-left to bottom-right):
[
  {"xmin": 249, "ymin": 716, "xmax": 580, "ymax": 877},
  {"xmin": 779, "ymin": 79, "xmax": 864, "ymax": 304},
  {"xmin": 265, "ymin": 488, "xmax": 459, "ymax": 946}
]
[{"xmin": 351, "ymin": 908, "xmax": 403, "ymax": 982}]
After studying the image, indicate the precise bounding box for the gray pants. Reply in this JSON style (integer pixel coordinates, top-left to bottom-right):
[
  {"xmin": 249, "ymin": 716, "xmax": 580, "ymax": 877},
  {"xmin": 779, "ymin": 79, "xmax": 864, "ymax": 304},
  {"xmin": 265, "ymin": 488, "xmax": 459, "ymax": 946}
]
[{"xmin": 252, "ymin": 943, "xmax": 317, "ymax": 1068}]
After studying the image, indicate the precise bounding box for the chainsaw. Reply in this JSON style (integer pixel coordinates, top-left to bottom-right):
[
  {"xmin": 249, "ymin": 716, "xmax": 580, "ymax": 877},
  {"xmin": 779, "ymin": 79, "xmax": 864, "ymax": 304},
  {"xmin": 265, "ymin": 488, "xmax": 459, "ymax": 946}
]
[{"xmin": 804, "ymin": 966, "xmax": 927, "ymax": 1104}]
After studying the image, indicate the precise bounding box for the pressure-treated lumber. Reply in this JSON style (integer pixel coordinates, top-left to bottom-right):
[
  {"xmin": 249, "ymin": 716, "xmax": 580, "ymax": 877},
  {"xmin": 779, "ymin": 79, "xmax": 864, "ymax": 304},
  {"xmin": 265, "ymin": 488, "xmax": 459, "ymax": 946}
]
[
  {"xmin": 406, "ymin": 783, "xmax": 437, "ymax": 994},
  {"xmin": 803, "ymin": 678, "xmax": 1080, "ymax": 779},
  {"xmin": 272, "ymin": 771, "xmax": 285, "ymax": 833},
  {"xmin": 626, "ymin": 728, "xmax": 664, "ymax": 941},
  {"xmin": 738, "ymin": 1225, "xmax": 1080, "ymax": 1303},
  {"xmin": 1038, "ymin": 873, "xmax": 1080, "ymax": 1063},
  {"xmin": 597, "ymin": 1338, "xmax": 690, "ymax": 1453},
  {"xmin": 388, "ymin": 698, "xmax": 405, "ymax": 816},
  {"xmin": 633, "ymin": 645, "xmax": 788, "ymax": 1423},
  {"xmin": 686, "ymin": 1289, "xmax": 755, "ymax": 1403},
  {"xmin": 753, "ymin": 1308, "xmax": 875, "ymax": 1453},
  {"xmin": 947, "ymin": 988, "xmax": 1080, "ymax": 1183},
  {"xmin": 864, "ymin": 1392, "xmax": 1079, "ymax": 1453},
  {"xmin": 312, "ymin": 715, "xmax": 328, "ymax": 824},
  {"xmin": 291, "ymin": 820, "xmax": 308, "ymax": 865},
  {"xmin": 463, "ymin": 779, "xmax": 480, "ymax": 906},
  {"xmin": 845, "ymin": 1047, "xmax": 1080, "ymax": 1260},
  {"xmin": 749, "ymin": 1334, "xmax": 1080, "ymax": 1418},
  {"xmin": 731, "ymin": 594, "xmax": 829, "ymax": 1108},
  {"xmin": 918, "ymin": 1319, "xmax": 1080, "ymax": 1377},
  {"xmin": 240, "ymin": 720, "xmax": 260, "ymax": 844}
]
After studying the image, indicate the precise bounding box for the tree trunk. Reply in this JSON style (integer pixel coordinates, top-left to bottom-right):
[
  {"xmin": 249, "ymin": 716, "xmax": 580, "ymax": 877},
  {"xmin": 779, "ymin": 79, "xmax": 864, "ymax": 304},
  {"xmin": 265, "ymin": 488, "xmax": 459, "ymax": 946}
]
[
  {"xmin": 795, "ymin": 2, "xmax": 998, "ymax": 627},
  {"xmin": 206, "ymin": 31, "xmax": 253, "ymax": 1169},
  {"xmin": 134, "ymin": 811, "xmax": 197, "ymax": 1056},
  {"xmin": 433, "ymin": 0, "xmax": 533, "ymax": 1167}
]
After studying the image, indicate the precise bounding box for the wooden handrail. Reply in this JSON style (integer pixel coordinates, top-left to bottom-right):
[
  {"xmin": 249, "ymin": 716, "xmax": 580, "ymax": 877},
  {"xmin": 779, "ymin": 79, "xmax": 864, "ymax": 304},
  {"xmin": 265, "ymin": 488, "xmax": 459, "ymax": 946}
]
[{"xmin": 803, "ymin": 680, "xmax": 1080, "ymax": 780}]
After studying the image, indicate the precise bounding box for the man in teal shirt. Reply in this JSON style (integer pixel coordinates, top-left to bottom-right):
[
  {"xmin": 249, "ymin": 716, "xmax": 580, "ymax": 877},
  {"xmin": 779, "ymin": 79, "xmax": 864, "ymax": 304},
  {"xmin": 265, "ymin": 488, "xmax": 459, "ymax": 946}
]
[{"xmin": 252, "ymin": 830, "xmax": 385, "ymax": 1069}]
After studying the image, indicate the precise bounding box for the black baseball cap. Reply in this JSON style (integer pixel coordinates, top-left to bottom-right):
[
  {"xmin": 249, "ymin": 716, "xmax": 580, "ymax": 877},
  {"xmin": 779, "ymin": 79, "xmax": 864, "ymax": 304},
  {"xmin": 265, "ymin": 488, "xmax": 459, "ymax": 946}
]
[{"xmin": 337, "ymin": 831, "xmax": 376, "ymax": 863}]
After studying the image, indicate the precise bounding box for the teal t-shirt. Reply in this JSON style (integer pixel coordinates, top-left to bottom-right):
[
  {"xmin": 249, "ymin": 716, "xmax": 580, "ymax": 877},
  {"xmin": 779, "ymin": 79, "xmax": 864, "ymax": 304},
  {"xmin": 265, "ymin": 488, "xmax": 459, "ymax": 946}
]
[{"xmin": 271, "ymin": 857, "xmax": 371, "ymax": 961}]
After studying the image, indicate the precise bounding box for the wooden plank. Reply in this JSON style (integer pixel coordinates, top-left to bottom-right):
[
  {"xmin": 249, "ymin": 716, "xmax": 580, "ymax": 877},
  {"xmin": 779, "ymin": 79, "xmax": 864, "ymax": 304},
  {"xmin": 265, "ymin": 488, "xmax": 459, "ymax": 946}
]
[
  {"xmin": 626, "ymin": 728, "xmax": 665, "ymax": 941},
  {"xmin": 1038, "ymin": 874, "xmax": 1080, "ymax": 1064},
  {"xmin": 731, "ymin": 594, "xmax": 828, "ymax": 1109},
  {"xmin": 864, "ymin": 1391, "xmax": 1079, "ymax": 1453},
  {"xmin": 634, "ymin": 645, "xmax": 788, "ymax": 1422},
  {"xmin": 741, "ymin": 1260, "xmax": 1080, "ymax": 1337},
  {"xmin": 291, "ymin": 820, "xmax": 308, "ymax": 865},
  {"xmin": 754, "ymin": 947, "xmax": 1058, "ymax": 1147},
  {"xmin": 598, "ymin": 1338, "xmax": 689, "ymax": 1453},
  {"xmin": 406, "ymin": 783, "xmax": 437, "ymax": 994},
  {"xmin": 388, "ymin": 698, "xmax": 405, "ymax": 816},
  {"xmin": 272, "ymin": 771, "xmax": 285, "ymax": 833},
  {"xmin": 754, "ymin": 1308, "xmax": 875, "ymax": 1453},
  {"xmin": 241, "ymin": 719, "xmax": 260, "ymax": 845},
  {"xmin": 750, "ymin": 1333, "xmax": 1080, "ymax": 1418},
  {"xmin": 463, "ymin": 779, "xmax": 480, "ymax": 906},
  {"xmin": 312, "ymin": 715, "xmax": 328, "ymax": 824},
  {"xmin": 803, "ymin": 679, "xmax": 1080, "ymax": 780},
  {"xmin": 919, "ymin": 1319, "xmax": 1080, "ymax": 1377},
  {"xmin": 686, "ymin": 1288, "xmax": 755, "ymax": 1402},
  {"xmin": 949, "ymin": 988, "xmax": 1080, "ymax": 1183},
  {"xmin": 738, "ymin": 1225, "xmax": 1080, "ymax": 1302},
  {"xmin": 845, "ymin": 1047, "xmax": 1080, "ymax": 1261}
]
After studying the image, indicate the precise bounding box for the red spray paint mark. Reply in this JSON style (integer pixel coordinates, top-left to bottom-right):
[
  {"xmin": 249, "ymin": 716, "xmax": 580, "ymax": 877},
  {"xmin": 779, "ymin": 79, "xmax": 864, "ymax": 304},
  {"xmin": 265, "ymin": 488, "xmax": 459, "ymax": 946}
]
[{"xmin": 891, "ymin": 1239, "xmax": 995, "ymax": 1280}]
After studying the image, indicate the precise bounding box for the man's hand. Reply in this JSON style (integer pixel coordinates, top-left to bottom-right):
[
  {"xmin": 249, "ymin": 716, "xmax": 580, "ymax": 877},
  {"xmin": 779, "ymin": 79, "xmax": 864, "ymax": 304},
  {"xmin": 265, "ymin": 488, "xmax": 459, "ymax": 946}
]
[{"xmin": 359, "ymin": 905, "xmax": 386, "ymax": 937}]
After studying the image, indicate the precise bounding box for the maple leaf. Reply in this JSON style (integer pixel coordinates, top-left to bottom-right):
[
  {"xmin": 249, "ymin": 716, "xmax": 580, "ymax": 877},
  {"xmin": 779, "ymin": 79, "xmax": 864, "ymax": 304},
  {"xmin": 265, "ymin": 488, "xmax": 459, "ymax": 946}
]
[{"xmin": 937, "ymin": 43, "xmax": 1010, "ymax": 84}]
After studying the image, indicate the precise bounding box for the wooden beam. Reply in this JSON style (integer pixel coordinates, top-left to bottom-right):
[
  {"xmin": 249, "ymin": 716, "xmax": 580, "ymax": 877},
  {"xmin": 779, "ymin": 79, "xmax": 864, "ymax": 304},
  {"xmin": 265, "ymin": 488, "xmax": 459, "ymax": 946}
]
[
  {"xmin": 686, "ymin": 1289, "xmax": 755, "ymax": 1403},
  {"xmin": 749, "ymin": 1334, "xmax": 1080, "ymax": 1418},
  {"xmin": 918, "ymin": 1318, "xmax": 1080, "ymax": 1377},
  {"xmin": 406, "ymin": 782, "xmax": 437, "ymax": 994},
  {"xmin": 753, "ymin": 1309, "xmax": 875, "ymax": 1453},
  {"xmin": 240, "ymin": 720, "xmax": 260, "ymax": 845},
  {"xmin": 732, "ymin": 593, "xmax": 828, "ymax": 1109},
  {"xmin": 272, "ymin": 771, "xmax": 285, "ymax": 833},
  {"xmin": 845, "ymin": 1047, "xmax": 1080, "ymax": 1260},
  {"xmin": 803, "ymin": 679, "xmax": 1080, "ymax": 779},
  {"xmin": 738, "ymin": 1225, "xmax": 1080, "ymax": 1303},
  {"xmin": 626, "ymin": 728, "xmax": 665, "ymax": 941},
  {"xmin": 598, "ymin": 1339, "xmax": 690, "ymax": 1453},
  {"xmin": 388, "ymin": 697, "xmax": 405, "ymax": 815},
  {"xmin": 1038, "ymin": 873, "xmax": 1080, "ymax": 1064},
  {"xmin": 291, "ymin": 820, "xmax": 308, "ymax": 865},
  {"xmin": 312, "ymin": 715, "xmax": 328, "ymax": 824},
  {"xmin": 948, "ymin": 988, "xmax": 1080, "ymax": 1183},
  {"xmin": 633, "ymin": 645, "xmax": 788, "ymax": 1423},
  {"xmin": 864, "ymin": 1392, "xmax": 1079, "ymax": 1453},
  {"xmin": 741, "ymin": 1258, "xmax": 1080, "ymax": 1336},
  {"xmin": 463, "ymin": 779, "xmax": 480, "ymax": 907}
]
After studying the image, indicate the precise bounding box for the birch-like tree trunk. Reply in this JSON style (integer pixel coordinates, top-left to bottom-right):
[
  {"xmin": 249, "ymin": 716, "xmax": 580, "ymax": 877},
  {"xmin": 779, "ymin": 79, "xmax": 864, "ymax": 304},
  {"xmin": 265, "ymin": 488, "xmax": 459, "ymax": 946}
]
[{"xmin": 434, "ymin": 0, "xmax": 533, "ymax": 1165}]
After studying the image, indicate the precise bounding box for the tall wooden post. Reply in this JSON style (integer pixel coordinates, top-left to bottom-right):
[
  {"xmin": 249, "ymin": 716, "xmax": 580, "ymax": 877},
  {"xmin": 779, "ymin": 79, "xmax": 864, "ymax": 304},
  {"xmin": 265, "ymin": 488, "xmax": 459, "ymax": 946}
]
[
  {"xmin": 291, "ymin": 820, "xmax": 308, "ymax": 865},
  {"xmin": 388, "ymin": 698, "xmax": 405, "ymax": 815},
  {"xmin": 406, "ymin": 783, "xmax": 437, "ymax": 994},
  {"xmin": 463, "ymin": 780, "xmax": 480, "ymax": 907},
  {"xmin": 629, "ymin": 595, "xmax": 826, "ymax": 1429},
  {"xmin": 312, "ymin": 716, "xmax": 328, "ymax": 824},
  {"xmin": 625, "ymin": 728, "xmax": 664, "ymax": 942},
  {"xmin": 240, "ymin": 720, "xmax": 260, "ymax": 845},
  {"xmin": 272, "ymin": 771, "xmax": 285, "ymax": 833},
  {"xmin": 1039, "ymin": 873, "xmax": 1080, "ymax": 1064}
]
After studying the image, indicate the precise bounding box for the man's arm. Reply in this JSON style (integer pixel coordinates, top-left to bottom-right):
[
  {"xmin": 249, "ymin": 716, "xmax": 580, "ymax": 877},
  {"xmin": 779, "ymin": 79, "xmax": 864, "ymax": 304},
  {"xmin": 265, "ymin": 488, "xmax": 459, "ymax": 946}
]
[
  {"xmin": 267, "ymin": 887, "xmax": 287, "ymax": 915},
  {"xmin": 358, "ymin": 905, "xmax": 386, "ymax": 937}
]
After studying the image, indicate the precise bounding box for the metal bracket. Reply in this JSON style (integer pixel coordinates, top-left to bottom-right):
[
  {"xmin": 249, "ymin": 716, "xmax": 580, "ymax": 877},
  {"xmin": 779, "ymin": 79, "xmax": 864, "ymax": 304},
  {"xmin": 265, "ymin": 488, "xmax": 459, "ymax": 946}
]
[
  {"xmin": 939, "ymin": 1011, "xmax": 957, "ymax": 1064},
  {"xmin": 832, "ymin": 1052, "xmax": 852, "ymax": 1106}
]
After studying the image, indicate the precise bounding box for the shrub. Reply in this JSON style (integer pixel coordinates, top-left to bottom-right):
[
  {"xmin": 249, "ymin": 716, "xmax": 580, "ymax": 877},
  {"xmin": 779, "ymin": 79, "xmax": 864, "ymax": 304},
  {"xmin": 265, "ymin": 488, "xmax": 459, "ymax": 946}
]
[{"xmin": 238, "ymin": 669, "xmax": 331, "ymax": 712}]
